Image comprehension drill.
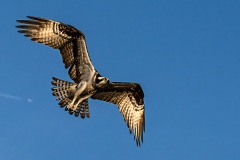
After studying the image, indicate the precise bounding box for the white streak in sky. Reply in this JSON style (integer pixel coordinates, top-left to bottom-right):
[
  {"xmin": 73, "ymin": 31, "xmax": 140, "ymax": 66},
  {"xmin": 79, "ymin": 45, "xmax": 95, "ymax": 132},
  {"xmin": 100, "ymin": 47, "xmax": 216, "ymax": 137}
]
[
  {"xmin": 0, "ymin": 92, "xmax": 33, "ymax": 103},
  {"xmin": 0, "ymin": 92, "xmax": 22, "ymax": 101}
]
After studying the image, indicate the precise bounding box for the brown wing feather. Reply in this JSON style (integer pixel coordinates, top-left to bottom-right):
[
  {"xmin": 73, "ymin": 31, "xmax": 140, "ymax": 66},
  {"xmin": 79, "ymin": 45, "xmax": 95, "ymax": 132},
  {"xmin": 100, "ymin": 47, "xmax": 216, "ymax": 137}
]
[
  {"xmin": 91, "ymin": 82, "xmax": 145, "ymax": 146},
  {"xmin": 16, "ymin": 16, "xmax": 86, "ymax": 81}
]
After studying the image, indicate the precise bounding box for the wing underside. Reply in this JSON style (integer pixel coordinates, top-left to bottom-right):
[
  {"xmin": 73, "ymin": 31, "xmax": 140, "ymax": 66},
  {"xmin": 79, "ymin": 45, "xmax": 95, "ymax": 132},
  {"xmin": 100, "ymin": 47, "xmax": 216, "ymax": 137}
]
[
  {"xmin": 16, "ymin": 16, "xmax": 94, "ymax": 82},
  {"xmin": 91, "ymin": 82, "xmax": 145, "ymax": 146}
]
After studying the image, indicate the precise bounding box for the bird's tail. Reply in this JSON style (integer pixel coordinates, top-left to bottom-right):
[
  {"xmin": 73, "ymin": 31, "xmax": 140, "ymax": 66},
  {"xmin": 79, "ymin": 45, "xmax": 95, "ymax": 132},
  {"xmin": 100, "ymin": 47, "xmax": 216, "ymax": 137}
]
[
  {"xmin": 51, "ymin": 77, "xmax": 90, "ymax": 118},
  {"xmin": 51, "ymin": 77, "xmax": 75, "ymax": 102}
]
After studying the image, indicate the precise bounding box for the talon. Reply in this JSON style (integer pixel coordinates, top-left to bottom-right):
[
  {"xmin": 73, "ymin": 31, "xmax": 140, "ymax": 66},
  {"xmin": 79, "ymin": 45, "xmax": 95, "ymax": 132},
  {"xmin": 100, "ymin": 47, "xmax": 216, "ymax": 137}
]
[{"xmin": 67, "ymin": 102, "xmax": 74, "ymax": 110}]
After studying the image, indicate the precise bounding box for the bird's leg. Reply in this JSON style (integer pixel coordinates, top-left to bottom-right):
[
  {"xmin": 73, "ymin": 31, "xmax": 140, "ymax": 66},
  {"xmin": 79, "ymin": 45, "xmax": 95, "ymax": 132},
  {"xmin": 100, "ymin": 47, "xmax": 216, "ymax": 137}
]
[
  {"xmin": 67, "ymin": 81, "xmax": 87, "ymax": 111},
  {"xmin": 74, "ymin": 94, "xmax": 92, "ymax": 109}
]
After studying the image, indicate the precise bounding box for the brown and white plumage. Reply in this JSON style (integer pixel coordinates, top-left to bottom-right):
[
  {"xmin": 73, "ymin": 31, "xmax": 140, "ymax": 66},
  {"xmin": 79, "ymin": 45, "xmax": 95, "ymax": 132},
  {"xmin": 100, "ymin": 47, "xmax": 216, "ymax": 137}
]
[
  {"xmin": 92, "ymin": 82, "xmax": 145, "ymax": 145},
  {"xmin": 16, "ymin": 16, "xmax": 145, "ymax": 146}
]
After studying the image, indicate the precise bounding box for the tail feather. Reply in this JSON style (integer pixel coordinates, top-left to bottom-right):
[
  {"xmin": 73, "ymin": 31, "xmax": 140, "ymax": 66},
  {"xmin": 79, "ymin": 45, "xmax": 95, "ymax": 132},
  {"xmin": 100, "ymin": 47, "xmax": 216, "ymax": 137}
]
[
  {"xmin": 74, "ymin": 100, "xmax": 90, "ymax": 118},
  {"xmin": 59, "ymin": 97, "xmax": 71, "ymax": 108},
  {"xmin": 51, "ymin": 77, "xmax": 75, "ymax": 101},
  {"xmin": 51, "ymin": 77, "xmax": 73, "ymax": 88},
  {"xmin": 51, "ymin": 77, "xmax": 75, "ymax": 108},
  {"xmin": 51, "ymin": 77, "xmax": 90, "ymax": 118}
]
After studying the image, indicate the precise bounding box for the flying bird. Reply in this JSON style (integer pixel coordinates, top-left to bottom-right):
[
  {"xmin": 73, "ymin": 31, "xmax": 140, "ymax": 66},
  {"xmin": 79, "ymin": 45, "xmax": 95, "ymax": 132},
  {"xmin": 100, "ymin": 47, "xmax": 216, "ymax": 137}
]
[{"xmin": 16, "ymin": 16, "xmax": 145, "ymax": 146}]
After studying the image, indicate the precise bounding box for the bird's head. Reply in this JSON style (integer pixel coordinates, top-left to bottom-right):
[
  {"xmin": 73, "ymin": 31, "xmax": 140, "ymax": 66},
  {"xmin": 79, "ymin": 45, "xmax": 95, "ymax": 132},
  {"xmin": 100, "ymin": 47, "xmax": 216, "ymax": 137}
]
[{"xmin": 95, "ymin": 76, "xmax": 109, "ymax": 88}]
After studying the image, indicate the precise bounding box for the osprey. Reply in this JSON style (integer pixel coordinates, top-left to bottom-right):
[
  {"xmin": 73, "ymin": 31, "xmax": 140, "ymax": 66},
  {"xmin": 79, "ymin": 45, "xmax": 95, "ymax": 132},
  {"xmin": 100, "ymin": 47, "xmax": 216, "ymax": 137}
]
[{"xmin": 16, "ymin": 16, "xmax": 145, "ymax": 146}]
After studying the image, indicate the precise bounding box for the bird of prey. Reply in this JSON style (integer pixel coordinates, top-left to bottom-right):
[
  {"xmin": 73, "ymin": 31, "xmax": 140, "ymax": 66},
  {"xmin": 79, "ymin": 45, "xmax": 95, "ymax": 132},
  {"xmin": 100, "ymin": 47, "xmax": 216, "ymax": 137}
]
[{"xmin": 16, "ymin": 16, "xmax": 145, "ymax": 146}]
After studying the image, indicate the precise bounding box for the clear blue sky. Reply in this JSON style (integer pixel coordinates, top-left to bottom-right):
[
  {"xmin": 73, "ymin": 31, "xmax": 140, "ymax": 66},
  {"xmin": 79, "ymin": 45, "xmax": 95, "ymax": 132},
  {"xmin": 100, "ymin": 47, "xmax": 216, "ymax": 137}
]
[{"xmin": 0, "ymin": 0, "xmax": 240, "ymax": 159}]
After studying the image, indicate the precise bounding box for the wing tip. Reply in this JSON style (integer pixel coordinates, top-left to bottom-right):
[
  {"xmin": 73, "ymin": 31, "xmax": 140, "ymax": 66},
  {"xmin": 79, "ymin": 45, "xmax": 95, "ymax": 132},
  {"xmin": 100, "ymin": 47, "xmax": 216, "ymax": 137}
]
[{"xmin": 26, "ymin": 16, "xmax": 47, "ymax": 21}]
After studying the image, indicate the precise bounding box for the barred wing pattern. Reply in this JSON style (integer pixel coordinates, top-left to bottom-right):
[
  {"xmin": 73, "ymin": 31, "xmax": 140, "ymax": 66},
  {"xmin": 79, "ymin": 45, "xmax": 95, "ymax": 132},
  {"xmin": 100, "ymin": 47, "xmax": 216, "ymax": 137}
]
[
  {"xmin": 92, "ymin": 82, "xmax": 145, "ymax": 146},
  {"xmin": 16, "ymin": 16, "xmax": 146, "ymax": 146},
  {"xmin": 16, "ymin": 16, "xmax": 93, "ymax": 83}
]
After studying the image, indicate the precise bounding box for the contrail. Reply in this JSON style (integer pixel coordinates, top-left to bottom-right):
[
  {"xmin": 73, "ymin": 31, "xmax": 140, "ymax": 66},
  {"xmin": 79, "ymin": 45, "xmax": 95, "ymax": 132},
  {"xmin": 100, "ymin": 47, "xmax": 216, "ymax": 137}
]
[
  {"xmin": 0, "ymin": 92, "xmax": 33, "ymax": 102},
  {"xmin": 0, "ymin": 92, "xmax": 22, "ymax": 101}
]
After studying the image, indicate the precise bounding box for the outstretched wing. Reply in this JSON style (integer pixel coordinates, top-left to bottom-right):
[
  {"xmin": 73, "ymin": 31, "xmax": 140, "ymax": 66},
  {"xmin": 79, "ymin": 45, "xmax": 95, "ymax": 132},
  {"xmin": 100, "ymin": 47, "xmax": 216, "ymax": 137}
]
[
  {"xmin": 91, "ymin": 82, "xmax": 145, "ymax": 146},
  {"xmin": 16, "ymin": 16, "xmax": 94, "ymax": 83}
]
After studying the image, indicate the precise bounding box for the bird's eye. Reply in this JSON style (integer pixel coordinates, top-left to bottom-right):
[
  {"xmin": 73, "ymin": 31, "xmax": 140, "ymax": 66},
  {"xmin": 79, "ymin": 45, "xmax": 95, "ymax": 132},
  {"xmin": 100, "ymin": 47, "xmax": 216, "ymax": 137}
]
[{"xmin": 95, "ymin": 77, "xmax": 101, "ymax": 84}]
